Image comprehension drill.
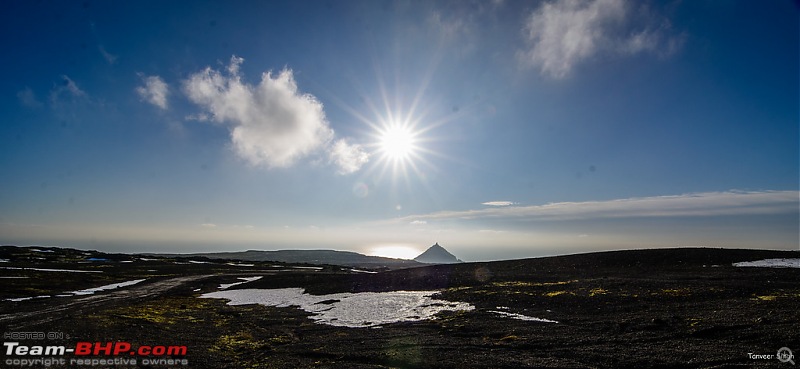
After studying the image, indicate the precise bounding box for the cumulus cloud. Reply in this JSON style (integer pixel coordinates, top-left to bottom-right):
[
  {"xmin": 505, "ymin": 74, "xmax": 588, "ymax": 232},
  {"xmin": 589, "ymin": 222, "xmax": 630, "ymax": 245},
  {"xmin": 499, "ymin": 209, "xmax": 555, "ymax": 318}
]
[
  {"xmin": 393, "ymin": 191, "xmax": 799, "ymax": 223},
  {"xmin": 136, "ymin": 74, "xmax": 169, "ymax": 110},
  {"xmin": 482, "ymin": 201, "xmax": 515, "ymax": 206},
  {"xmin": 329, "ymin": 139, "xmax": 369, "ymax": 174},
  {"xmin": 184, "ymin": 55, "xmax": 333, "ymax": 169},
  {"xmin": 519, "ymin": 0, "xmax": 683, "ymax": 78},
  {"xmin": 183, "ymin": 56, "xmax": 367, "ymax": 173}
]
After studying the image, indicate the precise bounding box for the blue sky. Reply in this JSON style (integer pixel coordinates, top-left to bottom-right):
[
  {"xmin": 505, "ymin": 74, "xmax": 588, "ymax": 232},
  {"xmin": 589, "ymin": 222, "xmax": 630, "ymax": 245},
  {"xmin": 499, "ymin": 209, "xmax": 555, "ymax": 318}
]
[{"xmin": 1, "ymin": 0, "xmax": 797, "ymax": 261}]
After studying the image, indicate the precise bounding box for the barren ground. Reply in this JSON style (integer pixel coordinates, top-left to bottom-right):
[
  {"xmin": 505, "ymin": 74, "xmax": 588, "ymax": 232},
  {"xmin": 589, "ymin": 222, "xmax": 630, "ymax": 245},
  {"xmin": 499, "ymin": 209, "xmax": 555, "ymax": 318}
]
[{"xmin": 1, "ymin": 246, "xmax": 798, "ymax": 368}]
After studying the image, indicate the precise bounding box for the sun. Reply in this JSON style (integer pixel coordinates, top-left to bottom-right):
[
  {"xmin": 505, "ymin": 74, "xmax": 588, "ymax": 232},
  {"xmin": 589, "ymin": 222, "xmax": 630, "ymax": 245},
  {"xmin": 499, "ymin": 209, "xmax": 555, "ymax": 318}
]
[{"xmin": 378, "ymin": 124, "xmax": 417, "ymax": 161}]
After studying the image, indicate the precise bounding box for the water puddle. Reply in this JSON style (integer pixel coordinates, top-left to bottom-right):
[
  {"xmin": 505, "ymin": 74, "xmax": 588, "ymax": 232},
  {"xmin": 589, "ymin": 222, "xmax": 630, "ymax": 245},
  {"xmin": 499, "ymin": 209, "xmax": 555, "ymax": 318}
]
[{"xmin": 201, "ymin": 288, "xmax": 474, "ymax": 328}]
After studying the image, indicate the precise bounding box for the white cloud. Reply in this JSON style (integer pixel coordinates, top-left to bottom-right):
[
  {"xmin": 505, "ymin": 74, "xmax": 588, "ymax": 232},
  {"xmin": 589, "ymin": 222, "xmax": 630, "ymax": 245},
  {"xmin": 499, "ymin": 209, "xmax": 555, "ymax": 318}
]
[
  {"xmin": 519, "ymin": 0, "xmax": 683, "ymax": 78},
  {"xmin": 184, "ymin": 56, "xmax": 335, "ymax": 169},
  {"xmin": 329, "ymin": 139, "xmax": 369, "ymax": 174},
  {"xmin": 17, "ymin": 87, "xmax": 43, "ymax": 108},
  {"xmin": 482, "ymin": 201, "xmax": 515, "ymax": 206},
  {"xmin": 410, "ymin": 220, "xmax": 428, "ymax": 225},
  {"xmin": 183, "ymin": 56, "xmax": 367, "ymax": 173},
  {"xmin": 393, "ymin": 191, "xmax": 799, "ymax": 223},
  {"xmin": 200, "ymin": 223, "xmax": 217, "ymax": 228},
  {"xmin": 136, "ymin": 74, "xmax": 169, "ymax": 110}
]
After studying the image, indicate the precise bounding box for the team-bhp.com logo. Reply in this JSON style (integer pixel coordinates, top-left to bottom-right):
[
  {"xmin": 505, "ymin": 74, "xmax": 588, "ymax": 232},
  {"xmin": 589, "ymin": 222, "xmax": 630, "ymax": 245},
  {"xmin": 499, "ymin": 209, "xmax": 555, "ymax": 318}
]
[{"xmin": 4, "ymin": 341, "xmax": 188, "ymax": 367}]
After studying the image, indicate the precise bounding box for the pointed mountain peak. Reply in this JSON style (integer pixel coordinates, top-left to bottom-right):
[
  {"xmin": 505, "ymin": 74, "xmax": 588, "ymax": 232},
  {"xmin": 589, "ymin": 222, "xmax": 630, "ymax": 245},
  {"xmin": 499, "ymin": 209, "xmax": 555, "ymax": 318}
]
[{"xmin": 413, "ymin": 243, "xmax": 462, "ymax": 264}]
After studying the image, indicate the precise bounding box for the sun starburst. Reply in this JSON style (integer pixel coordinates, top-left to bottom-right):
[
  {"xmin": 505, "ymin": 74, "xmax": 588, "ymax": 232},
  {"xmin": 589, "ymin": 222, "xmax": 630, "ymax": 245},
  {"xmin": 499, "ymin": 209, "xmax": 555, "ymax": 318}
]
[{"xmin": 378, "ymin": 123, "xmax": 417, "ymax": 162}]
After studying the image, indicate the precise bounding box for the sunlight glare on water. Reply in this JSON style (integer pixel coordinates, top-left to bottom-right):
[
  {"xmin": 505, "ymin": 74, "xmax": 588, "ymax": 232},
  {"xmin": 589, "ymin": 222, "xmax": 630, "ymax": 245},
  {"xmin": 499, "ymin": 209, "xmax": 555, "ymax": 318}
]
[
  {"xmin": 368, "ymin": 245, "xmax": 421, "ymax": 260},
  {"xmin": 200, "ymin": 288, "xmax": 474, "ymax": 328}
]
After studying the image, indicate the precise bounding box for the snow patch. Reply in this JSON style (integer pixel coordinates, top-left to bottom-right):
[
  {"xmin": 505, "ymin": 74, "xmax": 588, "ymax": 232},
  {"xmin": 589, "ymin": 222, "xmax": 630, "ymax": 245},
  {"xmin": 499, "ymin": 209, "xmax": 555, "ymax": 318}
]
[
  {"xmin": 71, "ymin": 279, "xmax": 146, "ymax": 295},
  {"xmin": 6, "ymin": 295, "xmax": 51, "ymax": 302},
  {"xmin": 218, "ymin": 276, "xmax": 263, "ymax": 290},
  {"xmin": 4, "ymin": 279, "xmax": 146, "ymax": 301},
  {"xmin": 0, "ymin": 267, "xmax": 102, "ymax": 273},
  {"xmin": 733, "ymin": 258, "xmax": 800, "ymax": 268},
  {"xmin": 346, "ymin": 268, "xmax": 378, "ymax": 274},
  {"xmin": 489, "ymin": 310, "xmax": 559, "ymax": 323}
]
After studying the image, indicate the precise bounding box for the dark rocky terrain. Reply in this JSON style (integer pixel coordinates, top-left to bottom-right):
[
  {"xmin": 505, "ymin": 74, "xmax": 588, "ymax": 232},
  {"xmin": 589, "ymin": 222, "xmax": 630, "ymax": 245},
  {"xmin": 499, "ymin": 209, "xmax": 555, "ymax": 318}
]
[
  {"xmin": 1, "ymin": 245, "xmax": 798, "ymax": 368},
  {"xmin": 151, "ymin": 249, "xmax": 421, "ymax": 270}
]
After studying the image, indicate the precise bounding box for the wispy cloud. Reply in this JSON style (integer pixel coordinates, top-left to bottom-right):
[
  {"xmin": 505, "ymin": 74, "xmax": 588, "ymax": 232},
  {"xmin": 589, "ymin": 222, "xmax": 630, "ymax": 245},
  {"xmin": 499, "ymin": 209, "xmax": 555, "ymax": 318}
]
[
  {"xmin": 392, "ymin": 191, "xmax": 799, "ymax": 223},
  {"xmin": 98, "ymin": 45, "xmax": 118, "ymax": 64},
  {"xmin": 136, "ymin": 74, "xmax": 169, "ymax": 110},
  {"xmin": 478, "ymin": 229, "xmax": 506, "ymax": 233},
  {"xmin": 17, "ymin": 87, "xmax": 43, "ymax": 108},
  {"xmin": 48, "ymin": 75, "xmax": 93, "ymax": 121},
  {"xmin": 183, "ymin": 55, "xmax": 367, "ymax": 173},
  {"xmin": 50, "ymin": 75, "xmax": 86, "ymax": 102},
  {"xmin": 519, "ymin": 0, "xmax": 683, "ymax": 78},
  {"xmin": 482, "ymin": 201, "xmax": 515, "ymax": 206}
]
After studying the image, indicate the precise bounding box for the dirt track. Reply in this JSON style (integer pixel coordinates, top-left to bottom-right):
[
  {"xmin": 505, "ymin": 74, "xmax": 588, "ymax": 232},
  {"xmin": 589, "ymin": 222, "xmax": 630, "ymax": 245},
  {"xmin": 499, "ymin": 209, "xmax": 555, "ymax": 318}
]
[{"xmin": 0, "ymin": 275, "xmax": 216, "ymax": 329}]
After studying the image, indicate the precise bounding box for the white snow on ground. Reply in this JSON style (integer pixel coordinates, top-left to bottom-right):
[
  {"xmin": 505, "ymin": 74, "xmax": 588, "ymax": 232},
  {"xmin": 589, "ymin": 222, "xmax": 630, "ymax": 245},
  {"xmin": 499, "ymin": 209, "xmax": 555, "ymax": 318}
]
[
  {"xmin": 489, "ymin": 310, "xmax": 559, "ymax": 323},
  {"xmin": 201, "ymin": 288, "xmax": 475, "ymax": 328},
  {"xmin": 4, "ymin": 279, "xmax": 147, "ymax": 301},
  {"xmin": 292, "ymin": 266, "xmax": 323, "ymax": 270},
  {"xmin": 346, "ymin": 268, "xmax": 378, "ymax": 274},
  {"xmin": 733, "ymin": 258, "xmax": 800, "ymax": 268},
  {"xmin": 189, "ymin": 260, "xmax": 211, "ymax": 264},
  {"xmin": 0, "ymin": 267, "xmax": 102, "ymax": 273},
  {"xmin": 6, "ymin": 295, "xmax": 51, "ymax": 302},
  {"xmin": 218, "ymin": 276, "xmax": 263, "ymax": 290},
  {"xmin": 71, "ymin": 279, "xmax": 146, "ymax": 295},
  {"xmin": 226, "ymin": 263, "xmax": 255, "ymax": 267},
  {"xmin": 0, "ymin": 259, "xmax": 9, "ymax": 263}
]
